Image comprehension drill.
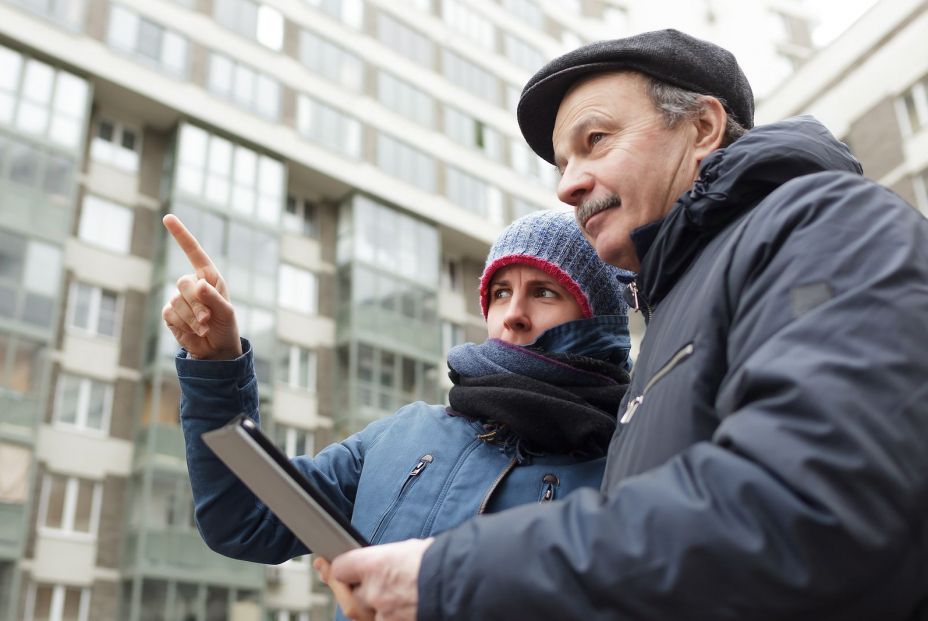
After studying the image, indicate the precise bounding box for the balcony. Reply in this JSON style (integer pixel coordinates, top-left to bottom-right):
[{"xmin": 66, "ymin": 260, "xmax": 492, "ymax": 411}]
[
  {"xmin": 0, "ymin": 388, "xmax": 39, "ymax": 443},
  {"xmin": 133, "ymin": 423, "xmax": 186, "ymax": 473},
  {"xmin": 122, "ymin": 529, "xmax": 264, "ymax": 588},
  {"xmin": 0, "ymin": 503, "xmax": 26, "ymax": 560}
]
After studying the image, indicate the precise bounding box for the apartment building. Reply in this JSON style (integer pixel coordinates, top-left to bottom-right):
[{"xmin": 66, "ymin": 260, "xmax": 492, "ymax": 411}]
[
  {"xmin": 757, "ymin": 0, "xmax": 928, "ymax": 218},
  {"xmin": 0, "ymin": 1, "xmax": 815, "ymax": 619}
]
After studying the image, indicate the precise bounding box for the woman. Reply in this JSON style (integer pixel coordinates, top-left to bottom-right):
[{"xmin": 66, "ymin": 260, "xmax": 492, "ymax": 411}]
[{"xmin": 164, "ymin": 209, "xmax": 632, "ymax": 619}]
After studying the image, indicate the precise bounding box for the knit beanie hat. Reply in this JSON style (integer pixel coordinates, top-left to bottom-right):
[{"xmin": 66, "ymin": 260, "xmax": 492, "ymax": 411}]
[{"xmin": 479, "ymin": 210, "xmax": 629, "ymax": 319}]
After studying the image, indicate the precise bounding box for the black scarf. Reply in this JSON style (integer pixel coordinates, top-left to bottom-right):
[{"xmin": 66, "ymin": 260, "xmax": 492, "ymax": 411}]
[{"xmin": 447, "ymin": 338, "xmax": 629, "ymax": 460}]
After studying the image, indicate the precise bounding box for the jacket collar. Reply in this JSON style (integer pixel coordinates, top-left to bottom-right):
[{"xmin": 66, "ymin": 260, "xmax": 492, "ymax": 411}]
[{"xmin": 634, "ymin": 115, "xmax": 862, "ymax": 310}]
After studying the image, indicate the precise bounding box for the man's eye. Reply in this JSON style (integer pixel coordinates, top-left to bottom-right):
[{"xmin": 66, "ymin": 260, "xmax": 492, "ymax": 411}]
[{"xmin": 589, "ymin": 132, "xmax": 605, "ymax": 146}]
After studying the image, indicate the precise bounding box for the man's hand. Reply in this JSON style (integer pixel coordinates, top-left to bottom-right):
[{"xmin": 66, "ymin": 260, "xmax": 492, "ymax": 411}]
[
  {"xmin": 329, "ymin": 538, "xmax": 433, "ymax": 621},
  {"xmin": 314, "ymin": 557, "xmax": 375, "ymax": 621},
  {"xmin": 161, "ymin": 214, "xmax": 242, "ymax": 360}
]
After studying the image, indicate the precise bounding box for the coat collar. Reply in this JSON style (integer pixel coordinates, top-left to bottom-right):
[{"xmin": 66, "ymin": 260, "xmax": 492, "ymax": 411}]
[{"xmin": 633, "ymin": 115, "xmax": 862, "ymax": 310}]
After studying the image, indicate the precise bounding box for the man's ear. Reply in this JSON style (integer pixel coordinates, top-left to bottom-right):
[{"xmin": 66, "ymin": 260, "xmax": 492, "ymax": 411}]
[{"xmin": 692, "ymin": 96, "xmax": 727, "ymax": 163}]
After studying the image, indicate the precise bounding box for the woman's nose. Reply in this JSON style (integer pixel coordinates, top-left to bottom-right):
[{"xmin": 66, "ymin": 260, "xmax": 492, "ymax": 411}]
[{"xmin": 503, "ymin": 295, "xmax": 532, "ymax": 333}]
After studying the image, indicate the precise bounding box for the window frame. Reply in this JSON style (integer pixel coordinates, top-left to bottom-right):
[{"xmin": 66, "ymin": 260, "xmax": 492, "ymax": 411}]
[
  {"xmin": 52, "ymin": 371, "xmax": 114, "ymax": 434},
  {"xmin": 36, "ymin": 473, "xmax": 103, "ymax": 538}
]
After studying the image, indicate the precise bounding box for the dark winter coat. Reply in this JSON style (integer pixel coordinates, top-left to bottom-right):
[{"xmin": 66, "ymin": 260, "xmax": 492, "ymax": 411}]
[{"xmin": 418, "ymin": 116, "xmax": 928, "ymax": 621}]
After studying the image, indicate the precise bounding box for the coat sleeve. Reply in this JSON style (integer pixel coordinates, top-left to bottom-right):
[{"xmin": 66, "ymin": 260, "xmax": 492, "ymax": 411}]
[
  {"xmin": 177, "ymin": 339, "xmax": 386, "ymax": 564},
  {"xmin": 417, "ymin": 173, "xmax": 928, "ymax": 620}
]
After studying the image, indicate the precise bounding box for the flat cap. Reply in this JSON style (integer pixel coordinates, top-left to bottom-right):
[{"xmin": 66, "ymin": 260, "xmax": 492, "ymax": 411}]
[{"xmin": 518, "ymin": 29, "xmax": 755, "ymax": 165}]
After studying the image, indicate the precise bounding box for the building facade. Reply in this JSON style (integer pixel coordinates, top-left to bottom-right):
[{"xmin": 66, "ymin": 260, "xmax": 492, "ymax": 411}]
[
  {"xmin": 757, "ymin": 0, "xmax": 928, "ymax": 218},
  {"xmin": 0, "ymin": 1, "xmax": 816, "ymax": 620}
]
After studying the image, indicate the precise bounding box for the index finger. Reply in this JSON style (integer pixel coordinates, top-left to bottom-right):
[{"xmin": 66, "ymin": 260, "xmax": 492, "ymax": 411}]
[{"xmin": 163, "ymin": 214, "xmax": 216, "ymax": 274}]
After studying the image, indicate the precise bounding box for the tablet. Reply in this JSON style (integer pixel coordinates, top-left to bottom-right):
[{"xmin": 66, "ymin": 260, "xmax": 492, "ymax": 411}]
[{"xmin": 201, "ymin": 414, "xmax": 368, "ymax": 560}]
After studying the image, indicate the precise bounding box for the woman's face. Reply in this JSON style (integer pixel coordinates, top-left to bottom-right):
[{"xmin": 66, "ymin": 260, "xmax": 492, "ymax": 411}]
[{"xmin": 486, "ymin": 264, "xmax": 585, "ymax": 345}]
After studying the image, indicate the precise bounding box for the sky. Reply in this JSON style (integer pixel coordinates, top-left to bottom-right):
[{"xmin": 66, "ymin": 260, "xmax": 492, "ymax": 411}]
[{"xmin": 807, "ymin": 0, "xmax": 880, "ymax": 46}]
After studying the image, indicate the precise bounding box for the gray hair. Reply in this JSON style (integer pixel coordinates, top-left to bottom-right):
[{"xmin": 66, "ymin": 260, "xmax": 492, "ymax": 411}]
[{"xmin": 646, "ymin": 78, "xmax": 747, "ymax": 147}]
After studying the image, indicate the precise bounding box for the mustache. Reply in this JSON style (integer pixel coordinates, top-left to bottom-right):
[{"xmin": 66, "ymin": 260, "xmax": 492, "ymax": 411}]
[{"xmin": 576, "ymin": 194, "xmax": 621, "ymax": 230}]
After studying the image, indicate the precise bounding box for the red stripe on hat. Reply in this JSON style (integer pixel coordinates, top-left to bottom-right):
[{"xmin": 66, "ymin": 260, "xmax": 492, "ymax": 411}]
[{"xmin": 479, "ymin": 254, "xmax": 593, "ymax": 320}]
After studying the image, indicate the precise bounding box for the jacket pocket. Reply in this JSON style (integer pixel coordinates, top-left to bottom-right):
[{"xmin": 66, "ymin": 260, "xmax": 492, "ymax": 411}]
[
  {"xmin": 620, "ymin": 342, "xmax": 694, "ymax": 425},
  {"xmin": 369, "ymin": 454, "xmax": 433, "ymax": 543}
]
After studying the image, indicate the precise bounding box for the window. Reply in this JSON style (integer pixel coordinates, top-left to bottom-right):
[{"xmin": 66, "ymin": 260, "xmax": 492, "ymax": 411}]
[
  {"xmin": 377, "ymin": 72, "xmax": 434, "ymax": 127},
  {"xmin": 38, "ymin": 473, "xmax": 102, "ymax": 535},
  {"xmin": 299, "ymin": 30, "xmax": 363, "ymax": 92},
  {"xmin": 897, "ymin": 79, "xmax": 928, "ymax": 137},
  {"xmin": 0, "ymin": 332, "xmax": 46, "ymax": 394},
  {"xmin": 53, "ymin": 373, "xmax": 113, "ymax": 433},
  {"xmin": 0, "ymin": 231, "xmax": 62, "ymax": 328},
  {"xmin": 305, "ymin": 0, "xmax": 364, "ymax": 29},
  {"xmin": 442, "ymin": 321, "xmax": 464, "ymax": 356},
  {"xmin": 501, "ymin": 0, "xmax": 544, "ymax": 29},
  {"xmin": 376, "ymin": 134, "xmax": 436, "ymax": 193},
  {"xmin": 24, "ymin": 583, "xmax": 90, "ymax": 621},
  {"xmin": 278, "ymin": 265, "xmax": 317, "ymax": 314},
  {"xmin": 235, "ymin": 303, "xmax": 275, "ymax": 380},
  {"xmin": 283, "ymin": 195, "xmax": 319, "ymax": 237},
  {"xmin": 354, "ymin": 343, "xmax": 437, "ymax": 416},
  {"xmin": 207, "ymin": 52, "xmax": 280, "ymax": 120},
  {"xmin": 214, "ymin": 0, "xmax": 283, "ymax": 50},
  {"xmin": 175, "ymin": 124, "xmax": 285, "ymax": 223},
  {"xmin": 78, "ymin": 195, "xmax": 133, "ymax": 254},
  {"xmin": 503, "ymin": 33, "xmax": 545, "ymax": 73},
  {"xmin": 107, "ymin": 5, "xmax": 188, "ymax": 77},
  {"xmin": 440, "ymin": 256, "xmax": 461, "ymax": 293},
  {"xmin": 446, "ymin": 166, "xmax": 504, "ymax": 223},
  {"xmin": 269, "ymin": 610, "xmax": 310, "ymax": 621},
  {"xmin": 90, "ymin": 118, "xmax": 140, "ymax": 172},
  {"xmin": 914, "ymin": 168, "xmax": 928, "ymax": 216},
  {"xmin": 511, "ymin": 139, "xmax": 558, "ymax": 187},
  {"xmin": 147, "ymin": 474, "xmax": 194, "ymax": 529},
  {"xmin": 67, "ymin": 282, "xmax": 120, "ymax": 337},
  {"xmin": 273, "ymin": 423, "xmax": 314, "ymax": 457},
  {"xmin": 0, "ymin": 46, "xmax": 90, "ymax": 150},
  {"xmin": 346, "ymin": 196, "xmax": 439, "ymax": 286},
  {"xmin": 376, "ymin": 13, "xmax": 433, "ymax": 67},
  {"xmin": 511, "ymin": 197, "xmax": 542, "ymax": 221},
  {"xmin": 7, "ymin": 0, "xmax": 86, "ymax": 30},
  {"xmin": 279, "ymin": 344, "xmax": 317, "ymax": 392},
  {"xmin": 442, "ymin": 50, "xmax": 499, "ymax": 105},
  {"xmin": 0, "ymin": 133, "xmax": 77, "ymax": 200},
  {"xmin": 226, "ymin": 221, "xmax": 278, "ymax": 302},
  {"xmin": 443, "ymin": 107, "xmax": 502, "ymax": 160},
  {"xmin": 441, "ymin": 0, "xmax": 494, "ymax": 49},
  {"xmin": 296, "ymin": 95, "xmax": 362, "ymax": 158},
  {"xmin": 0, "ymin": 442, "xmax": 31, "ymax": 503}
]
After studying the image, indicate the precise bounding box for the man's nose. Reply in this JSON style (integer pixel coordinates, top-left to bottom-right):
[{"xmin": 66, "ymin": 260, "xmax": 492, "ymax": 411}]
[{"xmin": 556, "ymin": 163, "xmax": 594, "ymax": 206}]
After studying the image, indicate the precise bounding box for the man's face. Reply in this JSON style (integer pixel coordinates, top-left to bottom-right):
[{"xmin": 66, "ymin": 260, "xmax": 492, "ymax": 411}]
[{"xmin": 552, "ymin": 71, "xmax": 703, "ymax": 272}]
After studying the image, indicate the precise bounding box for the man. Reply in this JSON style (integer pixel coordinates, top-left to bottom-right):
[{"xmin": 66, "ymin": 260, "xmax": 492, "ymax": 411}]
[{"xmin": 327, "ymin": 29, "xmax": 928, "ymax": 620}]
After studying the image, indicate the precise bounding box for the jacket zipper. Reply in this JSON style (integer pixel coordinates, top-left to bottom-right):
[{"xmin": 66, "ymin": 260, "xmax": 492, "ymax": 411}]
[
  {"xmin": 628, "ymin": 281, "xmax": 653, "ymax": 322},
  {"xmin": 540, "ymin": 473, "xmax": 559, "ymax": 503},
  {"xmin": 476, "ymin": 457, "xmax": 518, "ymax": 515},
  {"xmin": 370, "ymin": 454, "xmax": 433, "ymax": 542},
  {"xmin": 620, "ymin": 342, "xmax": 694, "ymax": 425}
]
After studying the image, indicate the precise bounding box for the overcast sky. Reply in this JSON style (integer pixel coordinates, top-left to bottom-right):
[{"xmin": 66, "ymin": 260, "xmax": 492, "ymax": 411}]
[{"xmin": 808, "ymin": 0, "xmax": 880, "ymax": 45}]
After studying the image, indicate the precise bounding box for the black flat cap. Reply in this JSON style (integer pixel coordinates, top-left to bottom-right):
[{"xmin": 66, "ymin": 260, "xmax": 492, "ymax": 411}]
[{"xmin": 518, "ymin": 29, "xmax": 754, "ymax": 165}]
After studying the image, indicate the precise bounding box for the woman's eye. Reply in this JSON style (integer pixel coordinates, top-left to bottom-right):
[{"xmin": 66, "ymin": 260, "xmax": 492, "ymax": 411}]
[
  {"xmin": 493, "ymin": 289, "xmax": 511, "ymax": 299},
  {"xmin": 535, "ymin": 288, "xmax": 557, "ymax": 299}
]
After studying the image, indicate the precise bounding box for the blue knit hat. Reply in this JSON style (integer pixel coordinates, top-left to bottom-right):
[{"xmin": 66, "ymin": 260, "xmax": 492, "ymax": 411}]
[{"xmin": 479, "ymin": 210, "xmax": 629, "ymax": 319}]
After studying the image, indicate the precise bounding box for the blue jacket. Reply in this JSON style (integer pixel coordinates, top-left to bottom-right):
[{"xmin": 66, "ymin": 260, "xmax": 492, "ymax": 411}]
[
  {"xmin": 418, "ymin": 117, "xmax": 928, "ymax": 620},
  {"xmin": 177, "ymin": 341, "xmax": 606, "ymax": 564}
]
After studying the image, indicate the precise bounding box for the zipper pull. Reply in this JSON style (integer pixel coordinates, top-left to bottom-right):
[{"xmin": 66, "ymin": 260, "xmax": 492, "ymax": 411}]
[
  {"xmin": 409, "ymin": 454, "xmax": 433, "ymax": 476},
  {"xmin": 628, "ymin": 281, "xmax": 640, "ymax": 312},
  {"xmin": 541, "ymin": 473, "xmax": 559, "ymax": 502},
  {"xmin": 620, "ymin": 395, "xmax": 643, "ymax": 425}
]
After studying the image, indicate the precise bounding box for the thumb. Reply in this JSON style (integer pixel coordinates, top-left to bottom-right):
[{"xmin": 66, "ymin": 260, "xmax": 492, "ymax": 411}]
[
  {"xmin": 196, "ymin": 279, "xmax": 234, "ymax": 322},
  {"xmin": 329, "ymin": 548, "xmax": 369, "ymax": 586}
]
